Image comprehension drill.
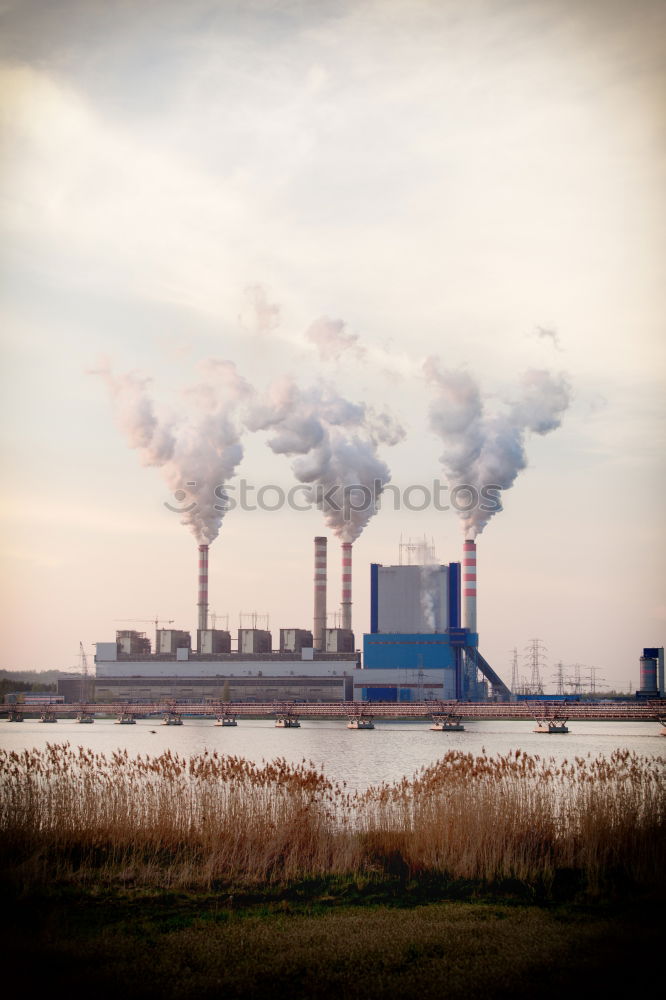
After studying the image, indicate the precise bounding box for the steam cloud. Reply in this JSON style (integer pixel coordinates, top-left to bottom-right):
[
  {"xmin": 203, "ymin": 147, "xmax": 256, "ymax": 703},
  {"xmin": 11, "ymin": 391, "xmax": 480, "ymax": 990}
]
[
  {"xmin": 95, "ymin": 360, "xmax": 250, "ymax": 544},
  {"xmin": 424, "ymin": 360, "xmax": 571, "ymax": 538},
  {"xmin": 419, "ymin": 551, "xmax": 439, "ymax": 632},
  {"xmin": 245, "ymin": 376, "xmax": 404, "ymax": 542}
]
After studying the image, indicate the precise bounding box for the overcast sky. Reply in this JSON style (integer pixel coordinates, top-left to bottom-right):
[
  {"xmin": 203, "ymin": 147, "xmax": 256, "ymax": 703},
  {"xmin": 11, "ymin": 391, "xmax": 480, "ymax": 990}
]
[{"xmin": 1, "ymin": 0, "xmax": 664, "ymax": 691}]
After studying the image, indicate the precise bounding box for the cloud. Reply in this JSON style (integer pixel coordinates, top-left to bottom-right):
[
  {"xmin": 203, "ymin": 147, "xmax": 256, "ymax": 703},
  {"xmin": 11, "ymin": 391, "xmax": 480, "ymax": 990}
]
[
  {"xmin": 239, "ymin": 284, "xmax": 281, "ymax": 335},
  {"xmin": 0, "ymin": 63, "xmax": 265, "ymax": 320},
  {"xmin": 532, "ymin": 326, "xmax": 563, "ymax": 351},
  {"xmin": 305, "ymin": 317, "xmax": 366, "ymax": 362}
]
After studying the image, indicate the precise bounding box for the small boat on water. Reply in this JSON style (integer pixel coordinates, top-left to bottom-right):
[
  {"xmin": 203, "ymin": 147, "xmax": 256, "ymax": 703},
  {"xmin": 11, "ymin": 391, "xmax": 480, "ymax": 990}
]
[
  {"xmin": 533, "ymin": 720, "xmax": 569, "ymax": 734},
  {"xmin": 39, "ymin": 712, "xmax": 58, "ymax": 723},
  {"xmin": 275, "ymin": 717, "xmax": 300, "ymax": 728},
  {"xmin": 430, "ymin": 717, "xmax": 465, "ymax": 732},
  {"xmin": 347, "ymin": 717, "xmax": 374, "ymax": 730},
  {"xmin": 76, "ymin": 712, "xmax": 95, "ymax": 724},
  {"xmin": 215, "ymin": 716, "xmax": 238, "ymax": 727},
  {"xmin": 163, "ymin": 714, "xmax": 183, "ymax": 726},
  {"xmin": 115, "ymin": 713, "xmax": 136, "ymax": 725}
]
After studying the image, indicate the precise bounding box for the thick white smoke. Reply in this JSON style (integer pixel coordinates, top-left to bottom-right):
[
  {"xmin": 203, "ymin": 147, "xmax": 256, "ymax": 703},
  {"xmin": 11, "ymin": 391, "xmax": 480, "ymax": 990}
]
[
  {"xmin": 424, "ymin": 360, "xmax": 571, "ymax": 538},
  {"xmin": 96, "ymin": 360, "xmax": 250, "ymax": 545},
  {"xmin": 245, "ymin": 377, "xmax": 404, "ymax": 542}
]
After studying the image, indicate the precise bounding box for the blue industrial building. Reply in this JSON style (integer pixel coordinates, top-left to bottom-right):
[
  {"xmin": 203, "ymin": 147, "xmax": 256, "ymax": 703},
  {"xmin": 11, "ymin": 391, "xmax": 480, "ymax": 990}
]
[{"xmin": 360, "ymin": 560, "xmax": 509, "ymax": 702}]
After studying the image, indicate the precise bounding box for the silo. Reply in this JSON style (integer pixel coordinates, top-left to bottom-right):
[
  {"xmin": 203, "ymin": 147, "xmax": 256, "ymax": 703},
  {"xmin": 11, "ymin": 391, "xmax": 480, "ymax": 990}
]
[{"xmin": 639, "ymin": 655, "xmax": 658, "ymax": 695}]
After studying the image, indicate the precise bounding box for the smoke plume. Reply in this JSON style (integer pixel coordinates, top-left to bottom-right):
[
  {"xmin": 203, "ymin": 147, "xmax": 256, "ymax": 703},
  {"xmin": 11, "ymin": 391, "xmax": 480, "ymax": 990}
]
[
  {"xmin": 95, "ymin": 360, "xmax": 249, "ymax": 545},
  {"xmin": 424, "ymin": 360, "xmax": 571, "ymax": 538},
  {"xmin": 418, "ymin": 545, "xmax": 440, "ymax": 631},
  {"xmin": 420, "ymin": 563, "xmax": 439, "ymax": 631},
  {"xmin": 245, "ymin": 377, "xmax": 404, "ymax": 542}
]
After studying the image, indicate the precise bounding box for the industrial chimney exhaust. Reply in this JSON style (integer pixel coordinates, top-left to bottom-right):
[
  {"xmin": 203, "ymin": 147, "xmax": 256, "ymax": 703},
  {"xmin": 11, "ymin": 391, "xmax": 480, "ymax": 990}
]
[
  {"xmin": 198, "ymin": 543, "xmax": 209, "ymax": 632},
  {"xmin": 463, "ymin": 538, "xmax": 477, "ymax": 636},
  {"xmin": 341, "ymin": 541, "xmax": 352, "ymax": 631},
  {"xmin": 313, "ymin": 536, "xmax": 327, "ymax": 651}
]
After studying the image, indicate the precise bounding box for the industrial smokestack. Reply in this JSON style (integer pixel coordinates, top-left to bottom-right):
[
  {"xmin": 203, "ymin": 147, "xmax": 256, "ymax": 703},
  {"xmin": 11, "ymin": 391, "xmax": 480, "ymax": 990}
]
[
  {"xmin": 198, "ymin": 543, "xmax": 209, "ymax": 632},
  {"xmin": 341, "ymin": 541, "xmax": 352, "ymax": 631},
  {"xmin": 463, "ymin": 539, "xmax": 477, "ymax": 636},
  {"xmin": 314, "ymin": 536, "xmax": 327, "ymax": 651}
]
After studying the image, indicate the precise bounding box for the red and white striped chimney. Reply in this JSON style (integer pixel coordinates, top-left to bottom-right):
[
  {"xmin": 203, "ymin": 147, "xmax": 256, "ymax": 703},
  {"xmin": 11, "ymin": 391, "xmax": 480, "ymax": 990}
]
[
  {"xmin": 463, "ymin": 538, "xmax": 477, "ymax": 635},
  {"xmin": 341, "ymin": 541, "xmax": 352, "ymax": 632},
  {"xmin": 198, "ymin": 543, "xmax": 209, "ymax": 632},
  {"xmin": 314, "ymin": 536, "xmax": 327, "ymax": 651}
]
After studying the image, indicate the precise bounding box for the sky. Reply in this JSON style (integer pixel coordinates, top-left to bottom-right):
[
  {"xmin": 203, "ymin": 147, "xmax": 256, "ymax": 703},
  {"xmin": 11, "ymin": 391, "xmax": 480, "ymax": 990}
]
[{"xmin": 1, "ymin": 0, "xmax": 664, "ymax": 692}]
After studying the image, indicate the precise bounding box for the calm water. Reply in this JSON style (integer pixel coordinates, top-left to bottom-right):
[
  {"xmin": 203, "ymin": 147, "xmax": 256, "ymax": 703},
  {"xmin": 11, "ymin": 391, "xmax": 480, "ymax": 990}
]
[{"xmin": 1, "ymin": 717, "xmax": 664, "ymax": 790}]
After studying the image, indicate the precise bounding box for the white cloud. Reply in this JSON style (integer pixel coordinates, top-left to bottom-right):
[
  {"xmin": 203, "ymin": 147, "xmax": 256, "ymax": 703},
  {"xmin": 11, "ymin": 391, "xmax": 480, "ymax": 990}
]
[{"xmin": 0, "ymin": 64, "xmax": 264, "ymax": 319}]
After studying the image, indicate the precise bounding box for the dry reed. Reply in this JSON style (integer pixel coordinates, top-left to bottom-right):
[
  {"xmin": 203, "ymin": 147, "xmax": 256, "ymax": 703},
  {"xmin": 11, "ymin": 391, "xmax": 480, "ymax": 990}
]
[{"xmin": 1, "ymin": 744, "xmax": 663, "ymax": 895}]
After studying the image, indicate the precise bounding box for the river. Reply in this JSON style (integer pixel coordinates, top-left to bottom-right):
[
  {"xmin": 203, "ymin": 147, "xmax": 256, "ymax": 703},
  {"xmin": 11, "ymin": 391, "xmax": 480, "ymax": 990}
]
[{"xmin": 1, "ymin": 717, "xmax": 663, "ymax": 790}]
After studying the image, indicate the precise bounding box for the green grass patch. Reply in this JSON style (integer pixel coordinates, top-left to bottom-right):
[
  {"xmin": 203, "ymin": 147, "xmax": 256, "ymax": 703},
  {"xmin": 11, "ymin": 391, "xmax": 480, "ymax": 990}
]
[{"xmin": 1, "ymin": 888, "xmax": 660, "ymax": 999}]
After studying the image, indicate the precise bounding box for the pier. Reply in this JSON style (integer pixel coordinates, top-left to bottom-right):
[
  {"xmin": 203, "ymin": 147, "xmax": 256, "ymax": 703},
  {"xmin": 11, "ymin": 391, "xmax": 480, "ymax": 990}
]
[{"xmin": 1, "ymin": 699, "xmax": 664, "ymax": 724}]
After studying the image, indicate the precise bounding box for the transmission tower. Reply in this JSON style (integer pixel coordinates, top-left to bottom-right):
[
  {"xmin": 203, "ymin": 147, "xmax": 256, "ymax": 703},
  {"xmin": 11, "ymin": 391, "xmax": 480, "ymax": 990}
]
[
  {"xmin": 524, "ymin": 638, "xmax": 546, "ymax": 695},
  {"xmin": 565, "ymin": 663, "xmax": 582, "ymax": 696},
  {"xmin": 551, "ymin": 661, "xmax": 565, "ymax": 695},
  {"xmin": 587, "ymin": 666, "xmax": 605, "ymax": 695}
]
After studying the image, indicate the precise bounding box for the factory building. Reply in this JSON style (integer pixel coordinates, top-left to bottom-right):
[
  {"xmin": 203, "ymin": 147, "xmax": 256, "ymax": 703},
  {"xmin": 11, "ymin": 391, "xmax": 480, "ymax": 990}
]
[
  {"xmin": 93, "ymin": 629, "xmax": 357, "ymax": 703},
  {"xmin": 84, "ymin": 535, "xmax": 510, "ymax": 706},
  {"xmin": 89, "ymin": 537, "xmax": 358, "ymax": 704},
  {"xmin": 361, "ymin": 545, "xmax": 510, "ymax": 701}
]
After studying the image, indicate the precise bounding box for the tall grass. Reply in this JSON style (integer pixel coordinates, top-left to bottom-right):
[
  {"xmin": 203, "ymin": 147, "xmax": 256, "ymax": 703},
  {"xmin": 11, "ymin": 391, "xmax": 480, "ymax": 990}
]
[{"xmin": 1, "ymin": 744, "xmax": 663, "ymax": 896}]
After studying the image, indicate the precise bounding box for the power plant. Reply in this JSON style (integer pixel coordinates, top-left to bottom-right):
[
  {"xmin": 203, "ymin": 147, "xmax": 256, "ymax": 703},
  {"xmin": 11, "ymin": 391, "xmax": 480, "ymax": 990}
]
[
  {"xmin": 86, "ymin": 350, "xmax": 589, "ymax": 709},
  {"xmin": 91, "ymin": 535, "xmax": 512, "ymax": 705}
]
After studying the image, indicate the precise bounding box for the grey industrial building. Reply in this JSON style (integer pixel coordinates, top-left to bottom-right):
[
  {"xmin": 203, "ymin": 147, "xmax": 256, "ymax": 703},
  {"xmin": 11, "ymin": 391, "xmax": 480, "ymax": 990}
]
[{"xmin": 68, "ymin": 534, "xmax": 512, "ymax": 705}]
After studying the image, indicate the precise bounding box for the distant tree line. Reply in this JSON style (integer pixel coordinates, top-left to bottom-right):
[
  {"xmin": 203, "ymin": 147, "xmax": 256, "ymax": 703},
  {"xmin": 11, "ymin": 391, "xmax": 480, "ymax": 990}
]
[{"xmin": 0, "ymin": 671, "xmax": 59, "ymax": 698}]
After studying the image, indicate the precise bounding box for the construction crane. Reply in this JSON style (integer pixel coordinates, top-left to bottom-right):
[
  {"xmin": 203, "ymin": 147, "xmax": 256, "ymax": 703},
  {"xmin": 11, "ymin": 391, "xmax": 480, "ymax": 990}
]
[
  {"xmin": 114, "ymin": 618, "xmax": 176, "ymax": 657},
  {"xmin": 114, "ymin": 618, "xmax": 175, "ymax": 629}
]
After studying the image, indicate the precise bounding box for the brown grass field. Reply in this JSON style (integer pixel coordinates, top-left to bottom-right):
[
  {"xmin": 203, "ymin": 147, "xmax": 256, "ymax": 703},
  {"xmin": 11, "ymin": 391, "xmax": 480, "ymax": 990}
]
[
  {"xmin": 1, "ymin": 744, "xmax": 663, "ymax": 997},
  {"xmin": 1, "ymin": 743, "xmax": 664, "ymax": 895}
]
